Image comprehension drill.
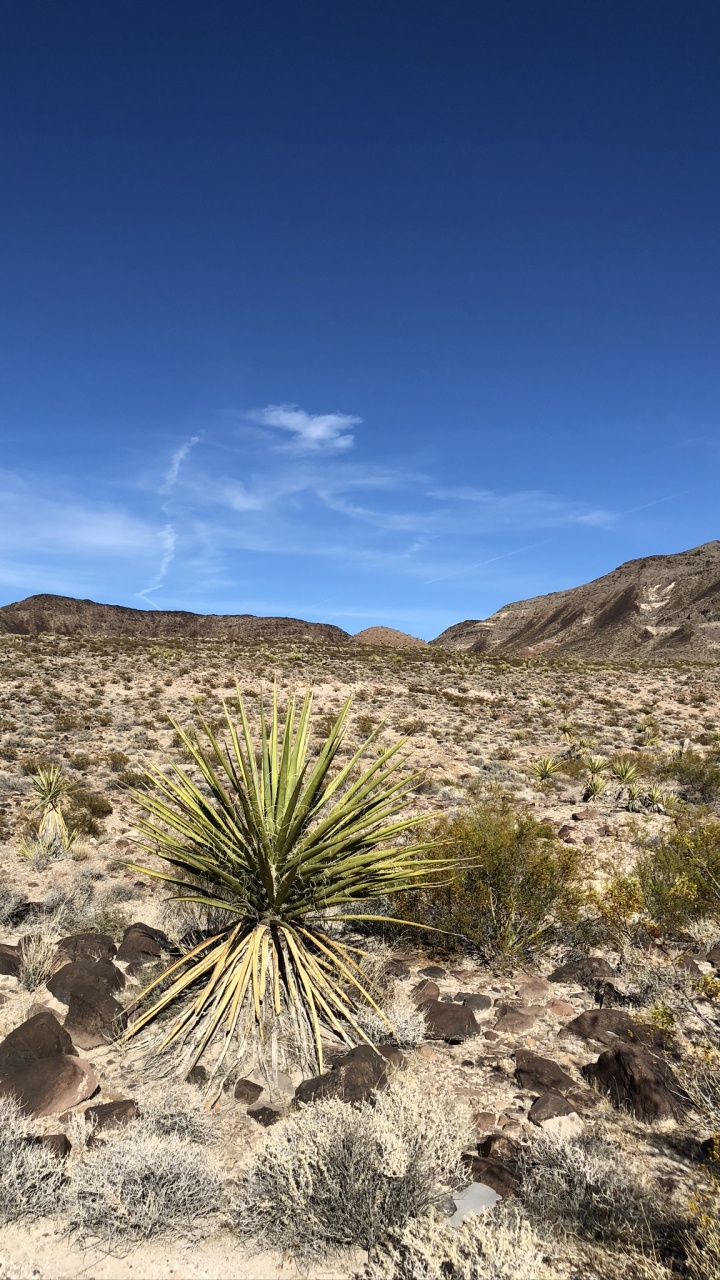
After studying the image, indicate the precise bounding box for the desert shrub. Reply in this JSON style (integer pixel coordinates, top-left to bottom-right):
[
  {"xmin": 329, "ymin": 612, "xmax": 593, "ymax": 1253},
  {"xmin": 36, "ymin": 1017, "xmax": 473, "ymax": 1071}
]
[
  {"xmin": 17, "ymin": 915, "xmax": 63, "ymax": 990},
  {"xmin": 519, "ymin": 1131, "xmax": 663, "ymax": 1248},
  {"xmin": 65, "ymin": 1127, "xmax": 221, "ymax": 1245},
  {"xmin": 233, "ymin": 1079, "xmax": 468, "ymax": 1254},
  {"xmin": 396, "ymin": 797, "xmax": 587, "ymax": 960},
  {"xmin": 356, "ymin": 989, "xmax": 427, "ymax": 1049},
  {"xmin": 612, "ymin": 813, "xmax": 720, "ymax": 934},
  {"xmin": 66, "ymin": 787, "xmax": 113, "ymax": 837},
  {"xmin": 0, "ymin": 1095, "xmax": 66, "ymax": 1225},
  {"xmin": 135, "ymin": 1082, "xmax": 216, "ymax": 1144},
  {"xmin": 663, "ymin": 750, "xmax": 720, "ymax": 805},
  {"xmin": 358, "ymin": 1204, "xmax": 556, "ymax": 1280}
]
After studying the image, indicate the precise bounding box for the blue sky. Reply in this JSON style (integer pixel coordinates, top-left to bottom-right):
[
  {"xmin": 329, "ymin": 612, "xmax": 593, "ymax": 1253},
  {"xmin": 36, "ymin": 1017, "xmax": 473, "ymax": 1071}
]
[{"xmin": 1, "ymin": 1, "xmax": 719, "ymax": 638}]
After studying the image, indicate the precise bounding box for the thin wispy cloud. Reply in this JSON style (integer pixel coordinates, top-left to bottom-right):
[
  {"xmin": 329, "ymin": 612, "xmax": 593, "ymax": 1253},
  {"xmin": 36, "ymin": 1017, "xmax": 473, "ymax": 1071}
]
[
  {"xmin": 248, "ymin": 403, "xmax": 360, "ymax": 451},
  {"xmin": 159, "ymin": 435, "xmax": 200, "ymax": 496}
]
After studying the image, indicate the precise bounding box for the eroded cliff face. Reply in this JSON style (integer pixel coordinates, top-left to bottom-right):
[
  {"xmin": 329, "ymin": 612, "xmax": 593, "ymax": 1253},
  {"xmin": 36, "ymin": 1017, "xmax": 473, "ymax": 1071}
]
[{"xmin": 431, "ymin": 541, "xmax": 720, "ymax": 661}]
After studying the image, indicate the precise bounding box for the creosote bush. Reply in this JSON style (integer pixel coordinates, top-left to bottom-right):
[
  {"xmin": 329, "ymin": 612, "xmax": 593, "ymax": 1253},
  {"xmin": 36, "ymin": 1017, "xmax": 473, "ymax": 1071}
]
[
  {"xmin": 397, "ymin": 796, "xmax": 587, "ymax": 960},
  {"xmin": 0, "ymin": 1095, "xmax": 66, "ymax": 1226},
  {"xmin": 606, "ymin": 811, "xmax": 720, "ymax": 935},
  {"xmin": 233, "ymin": 1078, "xmax": 468, "ymax": 1254}
]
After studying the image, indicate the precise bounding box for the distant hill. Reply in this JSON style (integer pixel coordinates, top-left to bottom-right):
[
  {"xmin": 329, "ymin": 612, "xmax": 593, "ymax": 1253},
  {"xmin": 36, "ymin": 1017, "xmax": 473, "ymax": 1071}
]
[
  {"xmin": 0, "ymin": 594, "xmax": 350, "ymax": 645},
  {"xmin": 431, "ymin": 541, "xmax": 720, "ymax": 661},
  {"xmin": 353, "ymin": 626, "xmax": 427, "ymax": 649}
]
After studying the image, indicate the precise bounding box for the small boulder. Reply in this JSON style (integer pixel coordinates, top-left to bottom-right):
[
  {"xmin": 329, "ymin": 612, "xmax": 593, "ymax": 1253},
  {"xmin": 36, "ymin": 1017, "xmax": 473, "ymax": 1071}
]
[
  {"xmin": 493, "ymin": 1003, "xmax": 537, "ymax": 1035},
  {"xmin": 546, "ymin": 1000, "xmax": 575, "ymax": 1018},
  {"xmin": 48, "ymin": 959, "xmax": 125, "ymax": 1006},
  {"xmin": 234, "ymin": 1078, "xmax": 264, "ymax": 1106},
  {"xmin": 295, "ymin": 1045, "xmax": 391, "ymax": 1106},
  {"xmin": 528, "ymin": 1091, "xmax": 578, "ymax": 1124},
  {"xmin": 248, "ymin": 1105, "xmax": 282, "ymax": 1127},
  {"xmin": 0, "ymin": 1012, "xmax": 76, "ymax": 1081},
  {"xmin": 29, "ymin": 1133, "xmax": 72, "ymax": 1159},
  {"xmin": 514, "ymin": 1050, "xmax": 577, "ymax": 1097},
  {"xmin": 385, "ymin": 959, "xmax": 411, "ymax": 979},
  {"xmin": 549, "ymin": 956, "xmax": 616, "ymax": 986},
  {"xmin": 56, "ymin": 933, "xmax": 117, "ymax": 964},
  {"xmin": 583, "ymin": 1043, "xmax": 688, "ymax": 1121},
  {"xmin": 462, "ymin": 1155, "xmax": 519, "ymax": 1198},
  {"xmin": 64, "ymin": 989, "xmax": 126, "ymax": 1050},
  {"xmin": 84, "ymin": 1098, "xmax": 139, "ymax": 1133},
  {"xmin": 411, "ymin": 979, "xmax": 440, "ymax": 1005},
  {"xmin": 420, "ymin": 966, "xmax": 446, "ymax": 979},
  {"xmin": 571, "ymin": 809, "xmax": 599, "ymax": 821},
  {"xmin": 116, "ymin": 922, "xmax": 171, "ymax": 969},
  {"xmin": 706, "ymin": 942, "xmax": 720, "ymax": 970},
  {"xmin": 0, "ymin": 944, "xmax": 20, "ymax": 977},
  {"xmin": 565, "ymin": 1008, "xmax": 672, "ymax": 1052},
  {"xmin": 421, "ymin": 999, "xmax": 479, "ymax": 1043},
  {"xmin": 454, "ymin": 992, "xmax": 492, "ymax": 1012},
  {"xmin": 0, "ymin": 1055, "xmax": 97, "ymax": 1117}
]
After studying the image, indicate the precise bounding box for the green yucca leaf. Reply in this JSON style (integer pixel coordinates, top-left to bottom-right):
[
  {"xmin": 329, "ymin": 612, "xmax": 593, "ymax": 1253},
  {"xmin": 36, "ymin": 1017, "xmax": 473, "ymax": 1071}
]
[{"xmin": 126, "ymin": 685, "xmax": 454, "ymax": 1075}]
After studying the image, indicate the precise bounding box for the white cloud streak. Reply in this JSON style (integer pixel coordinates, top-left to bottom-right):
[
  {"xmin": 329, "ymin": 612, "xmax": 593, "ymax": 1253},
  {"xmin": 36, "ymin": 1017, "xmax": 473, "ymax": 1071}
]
[{"xmin": 248, "ymin": 403, "xmax": 360, "ymax": 451}]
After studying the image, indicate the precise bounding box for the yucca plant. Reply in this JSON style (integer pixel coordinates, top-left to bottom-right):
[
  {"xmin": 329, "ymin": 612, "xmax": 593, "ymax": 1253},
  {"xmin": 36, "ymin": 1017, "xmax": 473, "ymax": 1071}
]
[
  {"xmin": 28, "ymin": 765, "xmax": 74, "ymax": 857},
  {"xmin": 626, "ymin": 783, "xmax": 644, "ymax": 812},
  {"xmin": 126, "ymin": 687, "xmax": 454, "ymax": 1077},
  {"xmin": 583, "ymin": 775, "xmax": 606, "ymax": 801},
  {"xmin": 610, "ymin": 756, "xmax": 637, "ymax": 785},
  {"xmin": 584, "ymin": 754, "xmax": 609, "ymax": 778},
  {"xmin": 530, "ymin": 755, "xmax": 562, "ymax": 784}
]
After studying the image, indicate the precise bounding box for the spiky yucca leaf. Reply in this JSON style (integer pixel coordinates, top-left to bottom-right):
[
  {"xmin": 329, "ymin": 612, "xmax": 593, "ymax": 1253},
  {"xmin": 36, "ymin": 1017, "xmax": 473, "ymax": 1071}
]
[{"xmin": 126, "ymin": 687, "xmax": 452, "ymax": 1075}]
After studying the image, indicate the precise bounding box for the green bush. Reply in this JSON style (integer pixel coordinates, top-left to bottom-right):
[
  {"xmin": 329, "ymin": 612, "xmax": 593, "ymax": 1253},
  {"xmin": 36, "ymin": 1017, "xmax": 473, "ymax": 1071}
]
[
  {"xmin": 663, "ymin": 750, "xmax": 720, "ymax": 805},
  {"xmin": 397, "ymin": 797, "xmax": 587, "ymax": 960},
  {"xmin": 632, "ymin": 813, "xmax": 720, "ymax": 933}
]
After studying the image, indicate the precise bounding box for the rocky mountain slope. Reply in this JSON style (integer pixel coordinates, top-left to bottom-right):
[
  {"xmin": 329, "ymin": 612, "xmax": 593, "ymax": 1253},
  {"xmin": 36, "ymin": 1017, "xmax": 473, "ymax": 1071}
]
[
  {"xmin": 432, "ymin": 540, "xmax": 720, "ymax": 660},
  {"xmin": 0, "ymin": 594, "xmax": 350, "ymax": 645}
]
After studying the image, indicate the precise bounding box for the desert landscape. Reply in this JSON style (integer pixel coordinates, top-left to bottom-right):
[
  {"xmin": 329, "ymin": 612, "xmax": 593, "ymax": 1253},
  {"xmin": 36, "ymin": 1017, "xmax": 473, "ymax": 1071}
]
[{"xmin": 0, "ymin": 545, "xmax": 719, "ymax": 1278}]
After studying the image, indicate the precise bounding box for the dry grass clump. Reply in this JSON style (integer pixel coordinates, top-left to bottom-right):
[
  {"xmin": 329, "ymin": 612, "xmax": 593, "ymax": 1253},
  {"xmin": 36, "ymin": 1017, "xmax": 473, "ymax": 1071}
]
[
  {"xmin": 134, "ymin": 1081, "xmax": 217, "ymax": 1144},
  {"xmin": 0, "ymin": 1095, "xmax": 66, "ymax": 1226},
  {"xmin": 356, "ymin": 989, "xmax": 427, "ymax": 1048},
  {"xmin": 518, "ymin": 1131, "xmax": 664, "ymax": 1250},
  {"xmin": 16, "ymin": 914, "xmax": 63, "ymax": 991},
  {"xmin": 233, "ymin": 1078, "xmax": 468, "ymax": 1254},
  {"xmin": 358, "ymin": 1204, "xmax": 559, "ymax": 1280},
  {"xmin": 65, "ymin": 1126, "xmax": 222, "ymax": 1246}
]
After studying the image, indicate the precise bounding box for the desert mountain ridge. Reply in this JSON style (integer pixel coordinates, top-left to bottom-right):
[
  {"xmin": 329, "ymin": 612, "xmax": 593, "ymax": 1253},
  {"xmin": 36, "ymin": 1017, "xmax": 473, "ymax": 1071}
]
[
  {"xmin": 432, "ymin": 539, "xmax": 720, "ymax": 661},
  {"xmin": 1, "ymin": 540, "xmax": 719, "ymax": 659}
]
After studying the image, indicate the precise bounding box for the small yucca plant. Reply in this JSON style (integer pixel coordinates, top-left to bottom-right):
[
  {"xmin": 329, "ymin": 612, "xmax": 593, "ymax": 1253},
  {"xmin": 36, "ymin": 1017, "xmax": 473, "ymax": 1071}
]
[
  {"xmin": 126, "ymin": 687, "xmax": 453, "ymax": 1076},
  {"xmin": 610, "ymin": 756, "xmax": 637, "ymax": 785},
  {"xmin": 530, "ymin": 756, "xmax": 562, "ymax": 784},
  {"xmin": 29, "ymin": 765, "xmax": 74, "ymax": 857},
  {"xmin": 584, "ymin": 754, "xmax": 609, "ymax": 778},
  {"xmin": 626, "ymin": 783, "xmax": 644, "ymax": 812},
  {"xmin": 583, "ymin": 775, "xmax": 606, "ymax": 801}
]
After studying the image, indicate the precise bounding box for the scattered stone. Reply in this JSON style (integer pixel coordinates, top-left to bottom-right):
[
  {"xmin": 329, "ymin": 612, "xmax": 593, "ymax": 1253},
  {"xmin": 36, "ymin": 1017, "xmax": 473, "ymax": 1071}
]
[
  {"xmin": 0, "ymin": 1055, "xmax": 97, "ymax": 1117},
  {"xmin": 0, "ymin": 1012, "xmax": 76, "ymax": 1080},
  {"xmin": 583, "ymin": 1043, "xmax": 688, "ymax": 1121},
  {"xmin": 546, "ymin": 1000, "xmax": 575, "ymax": 1018},
  {"xmin": 462, "ymin": 1155, "xmax": 519, "ymax": 1198},
  {"xmin": 56, "ymin": 933, "xmax": 117, "ymax": 964},
  {"xmin": 421, "ymin": 999, "xmax": 479, "ymax": 1043},
  {"xmin": 528, "ymin": 1091, "xmax": 578, "ymax": 1124},
  {"xmin": 85, "ymin": 1098, "xmax": 139, "ymax": 1133},
  {"xmin": 515, "ymin": 975, "xmax": 552, "ymax": 1000},
  {"xmin": 116, "ymin": 922, "xmax": 172, "ymax": 969},
  {"xmin": 294, "ymin": 1045, "xmax": 393, "ymax": 1105},
  {"xmin": 478, "ymin": 1132, "xmax": 519, "ymax": 1162},
  {"xmin": 29, "ymin": 1133, "xmax": 72, "ymax": 1159},
  {"xmin": 514, "ymin": 1050, "xmax": 577, "ymax": 1096},
  {"xmin": 706, "ymin": 942, "xmax": 720, "ymax": 970},
  {"xmin": 565, "ymin": 1008, "xmax": 672, "ymax": 1051},
  {"xmin": 411, "ymin": 979, "xmax": 440, "ymax": 1005},
  {"xmin": 385, "ymin": 959, "xmax": 411, "ymax": 979},
  {"xmin": 549, "ymin": 956, "xmax": 616, "ymax": 985},
  {"xmin": 557, "ymin": 824, "xmax": 573, "ymax": 838},
  {"xmin": 47, "ymin": 959, "xmax": 125, "ymax": 1006},
  {"xmin": 494, "ymin": 1004, "xmax": 537, "ymax": 1034},
  {"xmin": 64, "ymin": 989, "xmax": 126, "ymax": 1050},
  {"xmin": 0, "ymin": 943, "xmax": 20, "ymax": 976},
  {"xmin": 234, "ymin": 1078, "xmax": 264, "ymax": 1105},
  {"xmin": 455, "ymin": 992, "xmax": 492, "ymax": 1012},
  {"xmin": 571, "ymin": 809, "xmax": 599, "ymax": 821},
  {"xmin": 187, "ymin": 1063, "xmax": 208, "ymax": 1086},
  {"xmin": 420, "ymin": 966, "xmax": 446, "ymax": 979},
  {"xmin": 248, "ymin": 1105, "xmax": 282, "ymax": 1127},
  {"xmin": 598, "ymin": 824, "xmax": 613, "ymax": 837}
]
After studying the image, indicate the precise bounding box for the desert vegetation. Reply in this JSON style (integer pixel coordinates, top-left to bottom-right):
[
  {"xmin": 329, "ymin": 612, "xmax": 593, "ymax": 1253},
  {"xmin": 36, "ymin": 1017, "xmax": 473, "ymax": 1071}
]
[{"xmin": 1, "ymin": 632, "xmax": 720, "ymax": 1277}]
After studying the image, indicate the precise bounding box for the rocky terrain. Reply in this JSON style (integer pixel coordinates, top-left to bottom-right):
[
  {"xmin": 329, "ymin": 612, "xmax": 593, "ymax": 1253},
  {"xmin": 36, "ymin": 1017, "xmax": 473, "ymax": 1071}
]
[
  {"xmin": 434, "ymin": 540, "xmax": 720, "ymax": 661},
  {"xmin": 0, "ymin": 628, "xmax": 718, "ymax": 1278}
]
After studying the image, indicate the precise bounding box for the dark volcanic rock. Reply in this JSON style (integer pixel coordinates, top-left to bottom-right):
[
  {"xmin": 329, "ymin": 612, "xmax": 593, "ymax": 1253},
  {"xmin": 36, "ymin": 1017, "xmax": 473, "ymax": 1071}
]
[
  {"xmin": 583, "ymin": 1044, "xmax": 689, "ymax": 1120},
  {"xmin": 528, "ymin": 1092, "xmax": 578, "ymax": 1125},
  {"xmin": 0, "ymin": 943, "xmax": 20, "ymax": 976},
  {"xmin": 455, "ymin": 992, "xmax": 492, "ymax": 1012},
  {"xmin": 549, "ymin": 956, "xmax": 616, "ymax": 986},
  {"xmin": 294, "ymin": 1045, "xmax": 393, "ymax": 1106},
  {"xmin": 0, "ymin": 1012, "xmax": 76, "ymax": 1080},
  {"xmin": 514, "ymin": 1050, "xmax": 577, "ymax": 1097},
  {"xmin": 0, "ymin": 1055, "xmax": 97, "ymax": 1117},
  {"xmin": 85, "ymin": 1098, "xmax": 140, "ymax": 1133},
  {"xmin": 420, "ymin": 966, "xmax": 446, "ymax": 979},
  {"xmin": 421, "ymin": 999, "xmax": 479, "ymax": 1043},
  {"xmin": 565, "ymin": 1008, "xmax": 672, "ymax": 1052},
  {"xmin": 248, "ymin": 1105, "xmax": 282, "ymax": 1127},
  {"xmin": 234, "ymin": 1078, "xmax": 264, "ymax": 1105},
  {"xmin": 64, "ymin": 989, "xmax": 126, "ymax": 1050},
  {"xmin": 116, "ymin": 922, "xmax": 171, "ymax": 968},
  {"xmin": 56, "ymin": 933, "xmax": 117, "ymax": 963},
  {"xmin": 48, "ymin": 959, "xmax": 125, "ymax": 1006},
  {"xmin": 411, "ymin": 979, "xmax": 440, "ymax": 1005}
]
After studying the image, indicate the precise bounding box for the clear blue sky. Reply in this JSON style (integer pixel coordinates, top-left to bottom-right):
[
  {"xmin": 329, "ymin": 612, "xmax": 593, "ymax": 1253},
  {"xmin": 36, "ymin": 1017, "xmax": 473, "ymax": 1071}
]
[{"xmin": 1, "ymin": 2, "xmax": 719, "ymax": 638}]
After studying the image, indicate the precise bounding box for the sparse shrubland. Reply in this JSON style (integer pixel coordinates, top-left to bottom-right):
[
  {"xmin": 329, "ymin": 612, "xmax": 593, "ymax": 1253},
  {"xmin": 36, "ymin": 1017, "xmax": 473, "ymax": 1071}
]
[
  {"xmin": 358, "ymin": 1205, "xmax": 558, "ymax": 1280},
  {"xmin": 0, "ymin": 1095, "xmax": 66, "ymax": 1226}
]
